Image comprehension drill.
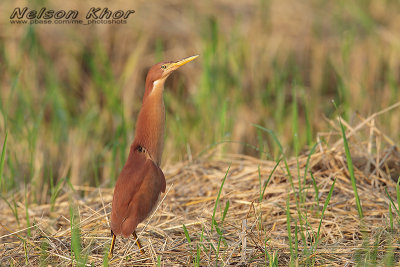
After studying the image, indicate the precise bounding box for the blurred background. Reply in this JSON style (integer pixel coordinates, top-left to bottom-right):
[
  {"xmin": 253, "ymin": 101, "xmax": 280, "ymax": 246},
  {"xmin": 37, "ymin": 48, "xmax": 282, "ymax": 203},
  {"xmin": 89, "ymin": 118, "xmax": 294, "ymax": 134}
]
[{"xmin": 0, "ymin": 0, "xmax": 399, "ymax": 202}]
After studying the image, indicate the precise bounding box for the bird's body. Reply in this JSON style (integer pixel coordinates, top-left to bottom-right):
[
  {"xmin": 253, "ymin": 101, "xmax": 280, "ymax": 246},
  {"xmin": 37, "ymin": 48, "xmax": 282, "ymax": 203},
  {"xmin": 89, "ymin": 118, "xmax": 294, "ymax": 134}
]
[
  {"xmin": 109, "ymin": 55, "xmax": 198, "ymax": 257},
  {"xmin": 110, "ymin": 143, "xmax": 166, "ymax": 237}
]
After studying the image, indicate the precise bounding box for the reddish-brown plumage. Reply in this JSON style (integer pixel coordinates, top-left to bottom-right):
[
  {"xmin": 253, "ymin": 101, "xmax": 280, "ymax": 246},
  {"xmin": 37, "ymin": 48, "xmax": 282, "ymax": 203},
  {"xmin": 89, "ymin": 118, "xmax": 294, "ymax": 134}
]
[
  {"xmin": 143, "ymin": 63, "xmax": 165, "ymax": 102},
  {"xmin": 110, "ymin": 145, "xmax": 165, "ymax": 237},
  {"xmin": 109, "ymin": 56, "xmax": 198, "ymax": 249}
]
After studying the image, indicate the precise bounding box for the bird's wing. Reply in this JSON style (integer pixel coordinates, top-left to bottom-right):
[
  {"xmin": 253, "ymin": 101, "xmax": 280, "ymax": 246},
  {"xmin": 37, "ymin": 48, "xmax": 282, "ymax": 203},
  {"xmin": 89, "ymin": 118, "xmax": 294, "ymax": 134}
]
[
  {"xmin": 118, "ymin": 159, "xmax": 166, "ymax": 236},
  {"xmin": 148, "ymin": 158, "xmax": 166, "ymax": 193},
  {"xmin": 110, "ymin": 150, "xmax": 147, "ymax": 235},
  {"xmin": 110, "ymin": 149, "xmax": 166, "ymax": 236}
]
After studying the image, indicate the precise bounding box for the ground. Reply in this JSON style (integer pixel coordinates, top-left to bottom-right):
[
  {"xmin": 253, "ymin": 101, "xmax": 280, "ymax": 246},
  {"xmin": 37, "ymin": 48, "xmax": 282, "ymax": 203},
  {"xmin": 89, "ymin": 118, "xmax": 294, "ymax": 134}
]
[{"xmin": 1, "ymin": 113, "xmax": 400, "ymax": 266}]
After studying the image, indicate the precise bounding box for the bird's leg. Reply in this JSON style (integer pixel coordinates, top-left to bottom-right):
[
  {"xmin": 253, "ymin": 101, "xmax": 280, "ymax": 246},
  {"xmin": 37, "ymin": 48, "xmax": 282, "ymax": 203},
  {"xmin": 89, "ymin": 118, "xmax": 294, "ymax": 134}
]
[
  {"xmin": 133, "ymin": 231, "xmax": 145, "ymax": 255},
  {"xmin": 108, "ymin": 233, "xmax": 116, "ymax": 259}
]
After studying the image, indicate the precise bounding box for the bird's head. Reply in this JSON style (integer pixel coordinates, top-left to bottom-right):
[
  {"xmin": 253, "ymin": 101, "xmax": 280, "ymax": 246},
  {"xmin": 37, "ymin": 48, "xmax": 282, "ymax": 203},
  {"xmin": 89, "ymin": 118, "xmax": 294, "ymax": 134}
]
[{"xmin": 144, "ymin": 55, "xmax": 199, "ymax": 98}]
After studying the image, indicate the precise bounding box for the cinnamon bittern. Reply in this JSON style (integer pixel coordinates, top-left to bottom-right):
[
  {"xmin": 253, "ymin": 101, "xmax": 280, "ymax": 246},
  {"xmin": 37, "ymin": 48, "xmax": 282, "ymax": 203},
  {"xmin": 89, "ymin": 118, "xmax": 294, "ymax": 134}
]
[{"xmin": 108, "ymin": 55, "xmax": 199, "ymax": 258}]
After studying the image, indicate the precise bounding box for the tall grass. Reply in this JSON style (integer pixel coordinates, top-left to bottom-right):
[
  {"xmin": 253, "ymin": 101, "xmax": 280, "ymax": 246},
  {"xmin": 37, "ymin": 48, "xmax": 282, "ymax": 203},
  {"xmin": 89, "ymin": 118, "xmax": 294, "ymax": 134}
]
[
  {"xmin": 0, "ymin": 2, "xmax": 400, "ymax": 265},
  {"xmin": 0, "ymin": 131, "xmax": 8, "ymax": 192},
  {"xmin": 69, "ymin": 199, "xmax": 88, "ymax": 266},
  {"xmin": 1, "ymin": 0, "xmax": 400, "ymax": 199},
  {"xmin": 338, "ymin": 112, "xmax": 363, "ymax": 219},
  {"xmin": 180, "ymin": 166, "xmax": 231, "ymax": 265}
]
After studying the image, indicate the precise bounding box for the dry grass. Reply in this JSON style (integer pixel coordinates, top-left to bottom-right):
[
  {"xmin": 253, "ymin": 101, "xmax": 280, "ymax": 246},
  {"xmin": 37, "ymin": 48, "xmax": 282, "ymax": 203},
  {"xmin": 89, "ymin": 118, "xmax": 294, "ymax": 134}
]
[
  {"xmin": 2, "ymin": 1, "xmax": 400, "ymax": 265},
  {"xmin": 2, "ymin": 0, "xmax": 400, "ymax": 186},
  {"xmin": 1, "ymin": 109, "xmax": 400, "ymax": 266}
]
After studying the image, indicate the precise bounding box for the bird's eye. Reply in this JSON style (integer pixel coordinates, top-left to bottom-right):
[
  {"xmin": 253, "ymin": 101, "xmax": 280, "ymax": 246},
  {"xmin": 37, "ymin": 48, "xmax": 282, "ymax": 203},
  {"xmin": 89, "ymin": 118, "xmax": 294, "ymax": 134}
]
[{"xmin": 161, "ymin": 65, "xmax": 166, "ymax": 70}]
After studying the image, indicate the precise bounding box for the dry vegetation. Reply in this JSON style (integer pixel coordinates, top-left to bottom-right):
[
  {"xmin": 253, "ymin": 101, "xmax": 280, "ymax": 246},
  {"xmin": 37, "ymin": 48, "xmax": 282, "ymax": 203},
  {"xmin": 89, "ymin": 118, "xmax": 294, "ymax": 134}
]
[
  {"xmin": 1, "ymin": 111, "xmax": 400, "ymax": 266},
  {"xmin": 1, "ymin": 0, "xmax": 400, "ymax": 265}
]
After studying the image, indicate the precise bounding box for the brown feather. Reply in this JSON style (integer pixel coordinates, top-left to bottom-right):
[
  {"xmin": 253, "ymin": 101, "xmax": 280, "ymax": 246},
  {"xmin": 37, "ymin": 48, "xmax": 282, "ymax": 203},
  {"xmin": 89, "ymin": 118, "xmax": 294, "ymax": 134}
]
[
  {"xmin": 143, "ymin": 63, "xmax": 164, "ymax": 103},
  {"xmin": 110, "ymin": 145, "xmax": 165, "ymax": 237},
  {"xmin": 110, "ymin": 56, "xmax": 197, "ymax": 243},
  {"xmin": 110, "ymin": 62, "xmax": 168, "ymax": 237},
  {"xmin": 133, "ymin": 84, "xmax": 165, "ymax": 165}
]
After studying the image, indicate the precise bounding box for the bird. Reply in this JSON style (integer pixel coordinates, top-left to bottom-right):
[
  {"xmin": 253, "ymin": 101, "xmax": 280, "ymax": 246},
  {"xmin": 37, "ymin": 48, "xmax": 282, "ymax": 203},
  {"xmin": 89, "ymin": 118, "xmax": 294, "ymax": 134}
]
[{"xmin": 108, "ymin": 55, "xmax": 199, "ymax": 258}]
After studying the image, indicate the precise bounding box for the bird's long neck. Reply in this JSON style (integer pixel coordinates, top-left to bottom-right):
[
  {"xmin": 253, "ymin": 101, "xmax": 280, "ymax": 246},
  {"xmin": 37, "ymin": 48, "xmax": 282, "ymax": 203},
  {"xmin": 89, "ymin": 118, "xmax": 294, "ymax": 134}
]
[{"xmin": 133, "ymin": 79, "xmax": 166, "ymax": 166}]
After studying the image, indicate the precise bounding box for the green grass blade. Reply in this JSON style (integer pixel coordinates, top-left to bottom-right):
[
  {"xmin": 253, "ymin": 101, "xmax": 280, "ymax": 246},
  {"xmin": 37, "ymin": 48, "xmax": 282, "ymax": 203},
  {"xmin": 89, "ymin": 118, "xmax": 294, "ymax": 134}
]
[
  {"xmin": 70, "ymin": 204, "xmax": 84, "ymax": 266},
  {"xmin": 292, "ymin": 85, "xmax": 299, "ymax": 157},
  {"xmin": 25, "ymin": 189, "xmax": 31, "ymax": 237},
  {"xmin": 252, "ymin": 124, "xmax": 283, "ymax": 153},
  {"xmin": 221, "ymin": 200, "xmax": 229, "ymax": 223},
  {"xmin": 339, "ymin": 117, "xmax": 363, "ymax": 218},
  {"xmin": 0, "ymin": 196, "xmax": 20, "ymax": 226},
  {"xmin": 183, "ymin": 224, "xmax": 192, "ymax": 243},
  {"xmin": 303, "ymin": 143, "xmax": 318, "ymax": 189},
  {"xmin": 385, "ymin": 188, "xmax": 400, "ymax": 219},
  {"xmin": 316, "ymin": 178, "xmax": 336, "ymax": 244},
  {"xmin": 39, "ymin": 237, "xmax": 49, "ymax": 266},
  {"xmin": 260, "ymin": 159, "xmax": 281, "ymax": 203},
  {"xmin": 211, "ymin": 165, "xmax": 230, "ymax": 232},
  {"xmin": 294, "ymin": 222, "xmax": 298, "ymax": 259},
  {"xmin": 252, "ymin": 124, "xmax": 294, "ymax": 190},
  {"xmin": 389, "ymin": 203, "xmax": 393, "ymax": 232},
  {"xmin": 396, "ymin": 177, "xmax": 400, "ymax": 212},
  {"xmin": 157, "ymin": 255, "xmax": 161, "ymax": 267},
  {"xmin": 196, "ymin": 244, "xmax": 200, "ymax": 267},
  {"xmin": 303, "ymin": 92, "xmax": 313, "ymax": 147},
  {"xmin": 310, "ymin": 172, "xmax": 320, "ymax": 209},
  {"xmin": 0, "ymin": 131, "xmax": 8, "ymax": 192},
  {"xmin": 286, "ymin": 196, "xmax": 293, "ymax": 258},
  {"xmin": 50, "ymin": 177, "xmax": 66, "ymax": 211}
]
